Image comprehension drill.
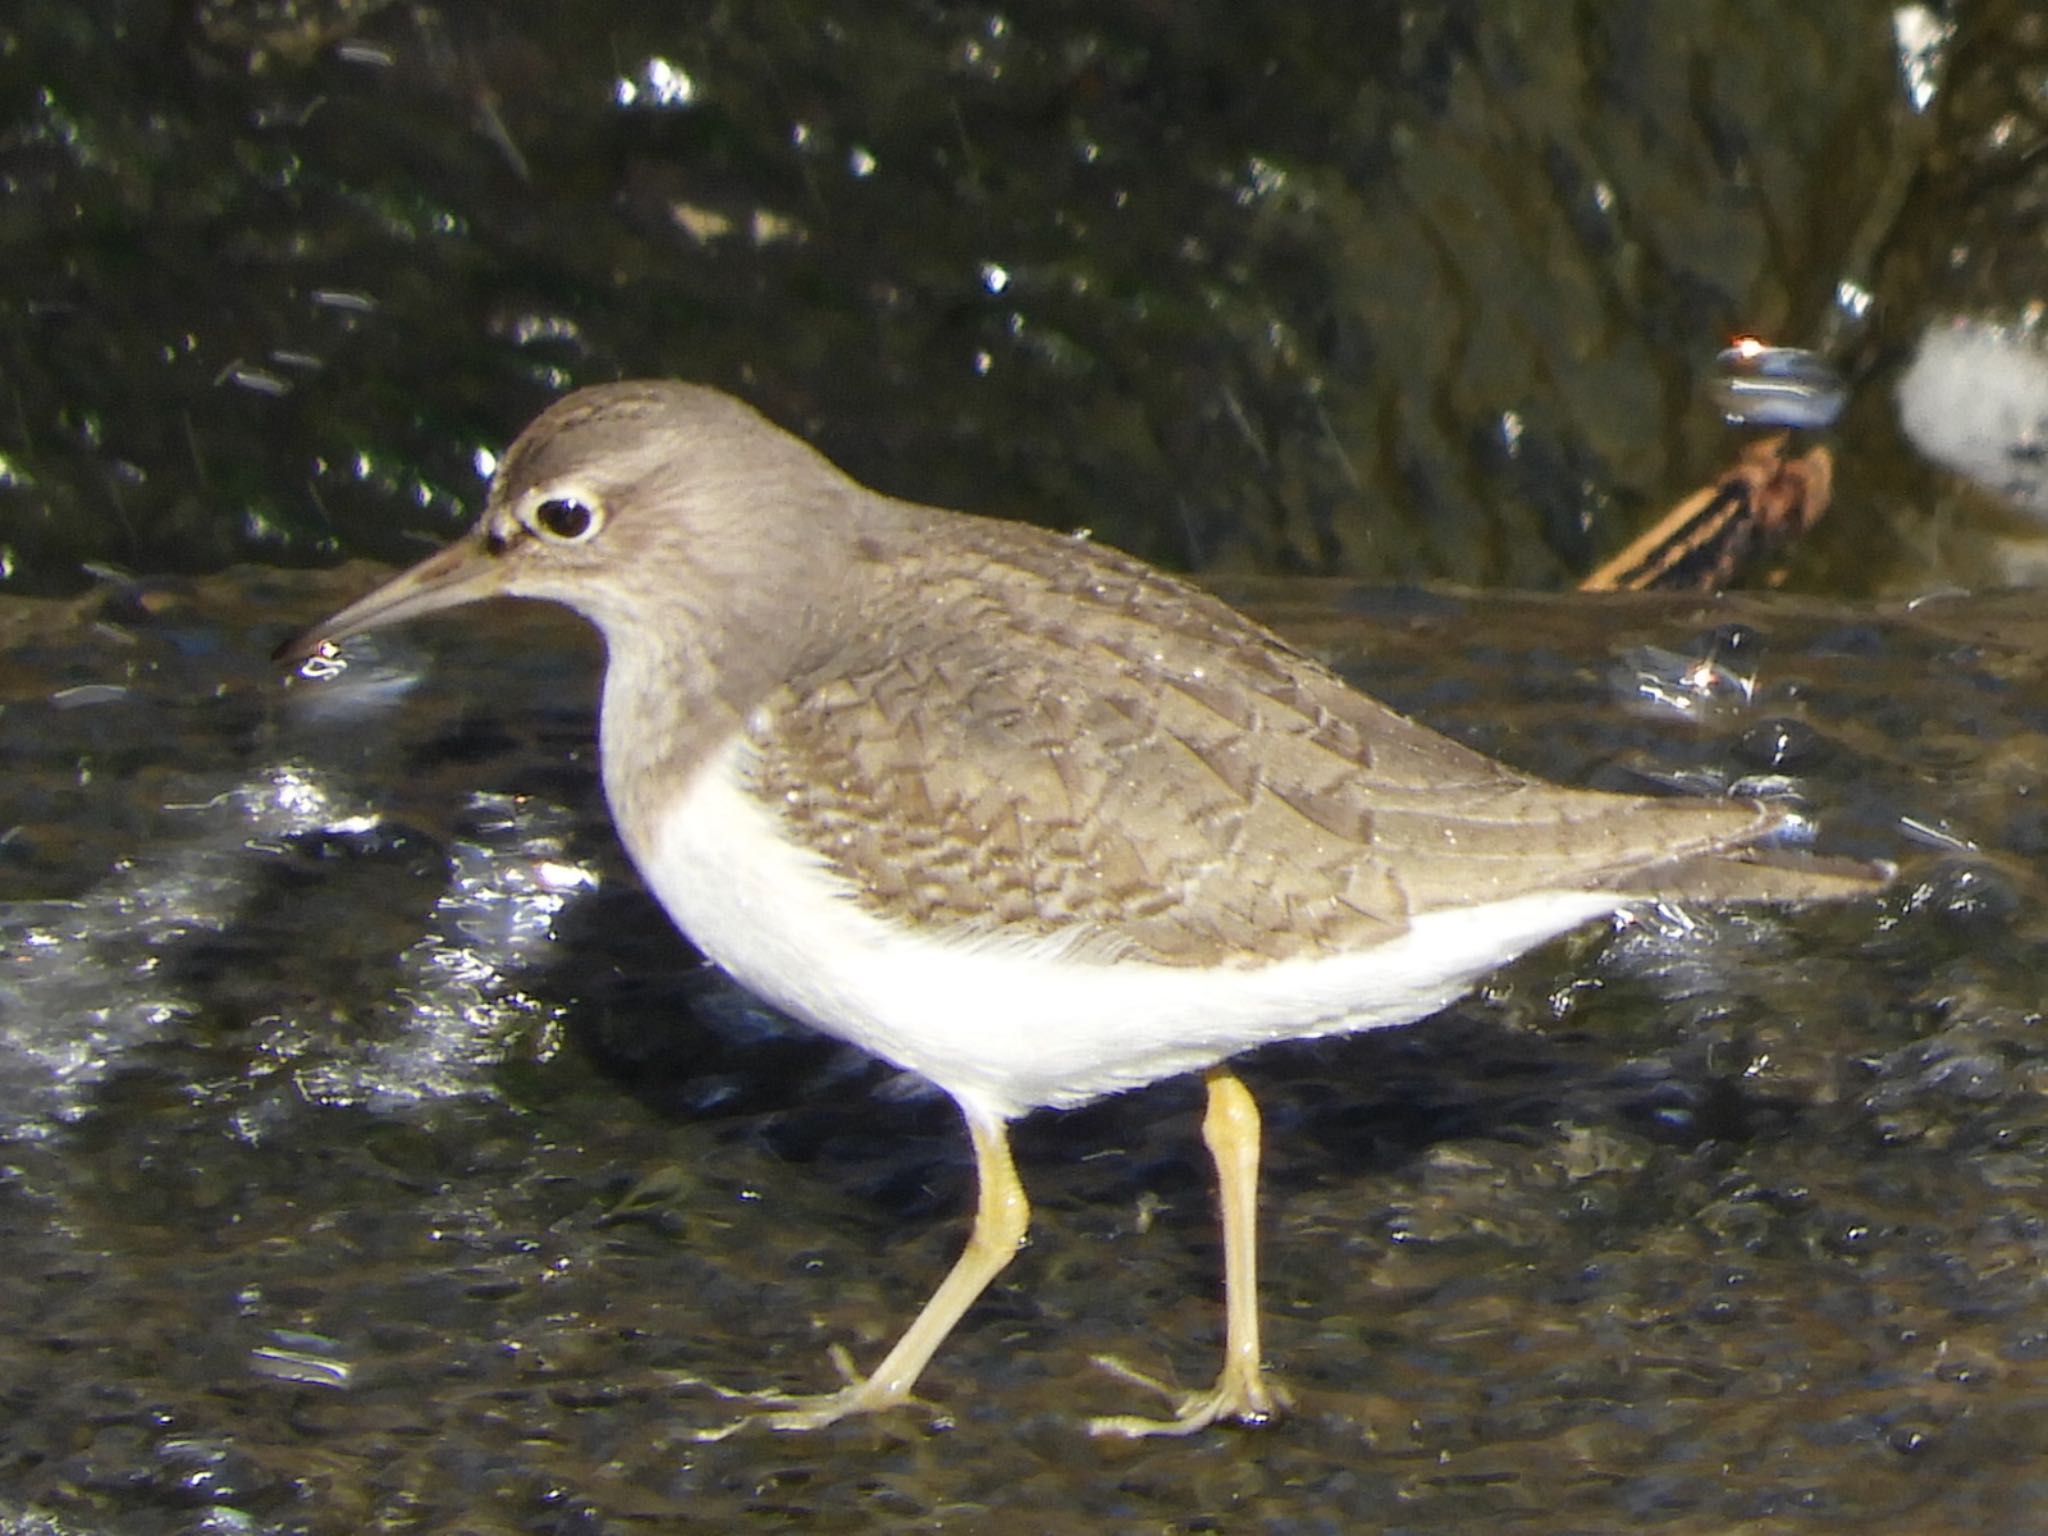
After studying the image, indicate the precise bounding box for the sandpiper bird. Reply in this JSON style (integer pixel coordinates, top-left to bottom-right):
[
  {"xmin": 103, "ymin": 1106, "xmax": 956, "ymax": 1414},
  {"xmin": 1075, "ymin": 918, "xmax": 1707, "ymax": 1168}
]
[{"xmin": 278, "ymin": 381, "xmax": 1885, "ymax": 1438}]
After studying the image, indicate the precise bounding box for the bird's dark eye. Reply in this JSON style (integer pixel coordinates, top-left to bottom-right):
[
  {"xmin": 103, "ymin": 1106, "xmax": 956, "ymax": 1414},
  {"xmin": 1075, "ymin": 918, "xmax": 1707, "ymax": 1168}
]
[{"xmin": 533, "ymin": 496, "xmax": 600, "ymax": 542}]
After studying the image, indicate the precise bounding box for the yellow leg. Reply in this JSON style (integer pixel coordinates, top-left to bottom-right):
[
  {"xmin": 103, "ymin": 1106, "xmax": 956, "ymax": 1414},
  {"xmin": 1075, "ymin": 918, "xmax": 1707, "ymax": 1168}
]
[
  {"xmin": 693, "ymin": 1103, "xmax": 1029, "ymax": 1438},
  {"xmin": 1089, "ymin": 1067, "xmax": 1291, "ymax": 1437}
]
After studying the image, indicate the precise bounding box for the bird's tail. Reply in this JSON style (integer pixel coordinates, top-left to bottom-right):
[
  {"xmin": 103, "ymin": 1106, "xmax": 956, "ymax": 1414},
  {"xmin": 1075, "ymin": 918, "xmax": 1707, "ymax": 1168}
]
[{"xmin": 1596, "ymin": 847, "xmax": 1892, "ymax": 906}]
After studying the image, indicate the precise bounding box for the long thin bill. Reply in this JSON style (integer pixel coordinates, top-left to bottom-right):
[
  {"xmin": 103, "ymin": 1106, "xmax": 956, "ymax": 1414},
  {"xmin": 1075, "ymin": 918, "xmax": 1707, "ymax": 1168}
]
[{"xmin": 274, "ymin": 537, "xmax": 504, "ymax": 663}]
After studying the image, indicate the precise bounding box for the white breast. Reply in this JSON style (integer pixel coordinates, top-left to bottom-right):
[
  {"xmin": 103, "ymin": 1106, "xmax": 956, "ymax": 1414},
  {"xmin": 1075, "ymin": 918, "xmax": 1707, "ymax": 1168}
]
[{"xmin": 633, "ymin": 734, "xmax": 1625, "ymax": 1123}]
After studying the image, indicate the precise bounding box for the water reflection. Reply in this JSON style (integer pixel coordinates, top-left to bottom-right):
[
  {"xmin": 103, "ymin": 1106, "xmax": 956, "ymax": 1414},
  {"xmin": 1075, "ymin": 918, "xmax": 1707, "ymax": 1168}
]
[
  {"xmin": 0, "ymin": 631, "xmax": 602, "ymax": 1143},
  {"xmin": 0, "ymin": 762, "xmax": 358, "ymax": 1141}
]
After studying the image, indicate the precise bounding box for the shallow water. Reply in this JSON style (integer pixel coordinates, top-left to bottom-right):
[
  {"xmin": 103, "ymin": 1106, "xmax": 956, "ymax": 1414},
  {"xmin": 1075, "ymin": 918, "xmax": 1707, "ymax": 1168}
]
[{"xmin": 3, "ymin": 569, "xmax": 2045, "ymax": 1532}]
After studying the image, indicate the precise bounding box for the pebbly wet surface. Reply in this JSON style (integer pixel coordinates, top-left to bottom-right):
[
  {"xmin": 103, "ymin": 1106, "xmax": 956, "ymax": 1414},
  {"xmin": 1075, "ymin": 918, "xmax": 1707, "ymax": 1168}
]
[{"xmin": 2, "ymin": 565, "xmax": 2045, "ymax": 1533}]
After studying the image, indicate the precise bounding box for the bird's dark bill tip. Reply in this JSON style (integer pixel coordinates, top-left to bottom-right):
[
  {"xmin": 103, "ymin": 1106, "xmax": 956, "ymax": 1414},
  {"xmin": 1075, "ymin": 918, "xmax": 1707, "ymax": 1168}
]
[{"xmin": 272, "ymin": 626, "xmax": 341, "ymax": 667}]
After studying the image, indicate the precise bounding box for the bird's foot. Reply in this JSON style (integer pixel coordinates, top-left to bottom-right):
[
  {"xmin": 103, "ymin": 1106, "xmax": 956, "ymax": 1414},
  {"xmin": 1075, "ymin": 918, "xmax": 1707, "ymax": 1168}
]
[
  {"xmin": 683, "ymin": 1346, "xmax": 934, "ymax": 1440},
  {"xmin": 1085, "ymin": 1353, "xmax": 1292, "ymax": 1438}
]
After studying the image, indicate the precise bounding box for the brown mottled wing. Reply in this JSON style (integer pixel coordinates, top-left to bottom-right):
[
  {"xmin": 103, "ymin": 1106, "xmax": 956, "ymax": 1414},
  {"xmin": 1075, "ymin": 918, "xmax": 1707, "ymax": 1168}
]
[{"xmin": 747, "ymin": 516, "xmax": 1774, "ymax": 966}]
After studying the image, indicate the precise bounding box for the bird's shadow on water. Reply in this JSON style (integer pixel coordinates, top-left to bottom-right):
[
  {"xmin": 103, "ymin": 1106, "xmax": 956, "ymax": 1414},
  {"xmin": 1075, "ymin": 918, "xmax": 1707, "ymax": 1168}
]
[{"xmin": 539, "ymin": 867, "xmax": 1813, "ymax": 1248}]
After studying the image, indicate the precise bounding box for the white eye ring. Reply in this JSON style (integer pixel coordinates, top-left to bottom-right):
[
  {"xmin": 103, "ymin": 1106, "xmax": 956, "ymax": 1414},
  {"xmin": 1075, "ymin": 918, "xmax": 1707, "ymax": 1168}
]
[{"xmin": 524, "ymin": 490, "xmax": 605, "ymax": 543}]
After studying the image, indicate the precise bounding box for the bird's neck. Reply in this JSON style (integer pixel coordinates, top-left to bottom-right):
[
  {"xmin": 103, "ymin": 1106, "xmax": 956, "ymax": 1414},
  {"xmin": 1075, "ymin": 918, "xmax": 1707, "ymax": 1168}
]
[
  {"xmin": 589, "ymin": 487, "xmax": 931, "ymax": 859},
  {"xmin": 593, "ymin": 615, "xmax": 749, "ymax": 865}
]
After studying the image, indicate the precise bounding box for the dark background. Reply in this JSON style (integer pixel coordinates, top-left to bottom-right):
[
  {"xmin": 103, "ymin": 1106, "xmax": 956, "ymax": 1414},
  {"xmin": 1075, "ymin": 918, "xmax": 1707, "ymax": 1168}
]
[{"xmin": 5, "ymin": 0, "xmax": 2044, "ymax": 597}]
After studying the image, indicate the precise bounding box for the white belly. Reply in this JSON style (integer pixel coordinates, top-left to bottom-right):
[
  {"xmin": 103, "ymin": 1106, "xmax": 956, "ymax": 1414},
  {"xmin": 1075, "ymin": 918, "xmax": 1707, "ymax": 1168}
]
[{"xmin": 633, "ymin": 735, "xmax": 1624, "ymax": 1123}]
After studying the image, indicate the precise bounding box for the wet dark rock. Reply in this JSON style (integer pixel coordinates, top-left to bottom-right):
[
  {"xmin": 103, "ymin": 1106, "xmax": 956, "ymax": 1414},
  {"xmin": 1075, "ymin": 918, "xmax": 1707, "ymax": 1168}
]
[{"xmin": 44, "ymin": 572, "xmax": 1988, "ymax": 1535}]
